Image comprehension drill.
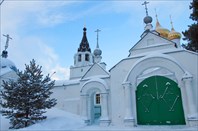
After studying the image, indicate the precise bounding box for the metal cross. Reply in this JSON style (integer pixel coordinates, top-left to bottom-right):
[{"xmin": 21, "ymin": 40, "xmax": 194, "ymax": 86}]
[
  {"xmin": 142, "ymin": 1, "xmax": 149, "ymax": 16},
  {"xmin": 3, "ymin": 34, "xmax": 12, "ymax": 50},
  {"xmin": 95, "ymin": 29, "xmax": 101, "ymax": 48}
]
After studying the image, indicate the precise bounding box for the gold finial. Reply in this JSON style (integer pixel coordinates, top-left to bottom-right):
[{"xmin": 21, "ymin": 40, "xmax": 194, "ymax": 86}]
[
  {"xmin": 155, "ymin": 8, "xmax": 158, "ymax": 21},
  {"xmin": 155, "ymin": 8, "xmax": 160, "ymax": 28},
  {"xmin": 168, "ymin": 15, "xmax": 181, "ymax": 40},
  {"xmin": 170, "ymin": 15, "xmax": 174, "ymax": 30}
]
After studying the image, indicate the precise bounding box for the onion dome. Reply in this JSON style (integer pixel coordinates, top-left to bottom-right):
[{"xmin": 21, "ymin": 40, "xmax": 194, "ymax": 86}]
[
  {"xmin": 94, "ymin": 48, "xmax": 102, "ymax": 56},
  {"xmin": 168, "ymin": 16, "xmax": 181, "ymax": 40},
  {"xmin": 144, "ymin": 16, "xmax": 153, "ymax": 24},
  {"xmin": 168, "ymin": 27, "xmax": 181, "ymax": 40},
  {"xmin": 155, "ymin": 19, "xmax": 170, "ymax": 38}
]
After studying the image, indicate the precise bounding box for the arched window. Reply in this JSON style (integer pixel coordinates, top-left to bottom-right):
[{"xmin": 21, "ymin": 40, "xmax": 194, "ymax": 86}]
[
  {"xmin": 85, "ymin": 54, "xmax": 89, "ymax": 61},
  {"xmin": 78, "ymin": 54, "xmax": 81, "ymax": 62},
  {"xmin": 95, "ymin": 93, "xmax": 100, "ymax": 104}
]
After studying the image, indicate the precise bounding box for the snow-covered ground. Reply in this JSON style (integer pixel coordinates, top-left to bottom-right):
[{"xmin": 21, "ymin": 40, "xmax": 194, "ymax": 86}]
[
  {"xmin": 1, "ymin": 108, "xmax": 198, "ymax": 131},
  {"xmin": 0, "ymin": 108, "xmax": 85, "ymax": 131}
]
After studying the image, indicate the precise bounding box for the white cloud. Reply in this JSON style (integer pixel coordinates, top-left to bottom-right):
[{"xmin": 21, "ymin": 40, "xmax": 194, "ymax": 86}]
[{"xmin": 1, "ymin": 1, "xmax": 74, "ymax": 80}]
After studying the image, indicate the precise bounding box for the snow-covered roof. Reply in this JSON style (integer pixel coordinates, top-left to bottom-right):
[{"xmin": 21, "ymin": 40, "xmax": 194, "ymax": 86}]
[
  {"xmin": 81, "ymin": 75, "xmax": 110, "ymax": 81},
  {"xmin": 54, "ymin": 79, "xmax": 80, "ymax": 87},
  {"xmin": 0, "ymin": 57, "xmax": 17, "ymax": 76}
]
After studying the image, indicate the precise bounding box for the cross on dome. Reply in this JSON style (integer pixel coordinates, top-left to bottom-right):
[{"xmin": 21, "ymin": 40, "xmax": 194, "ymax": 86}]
[
  {"xmin": 142, "ymin": 1, "xmax": 149, "ymax": 16},
  {"xmin": 95, "ymin": 29, "xmax": 101, "ymax": 48},
  {"xmin": 1, "ymin": 34, "xmax": 12, "ymax": 58},
  {"xmin": 142, "ymin": 1, "xmax": 153, "ymax": 30},
  {"xmin": 3, "ymin": 34, "xmax": 12, "ymax": 51},
  {"xmin": 94, "ymin": 29, "xmax": 102, "ymax": 57}
]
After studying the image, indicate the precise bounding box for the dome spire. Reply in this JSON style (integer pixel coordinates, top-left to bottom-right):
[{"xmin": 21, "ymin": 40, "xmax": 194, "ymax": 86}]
[
  {"xmin": 168, "ymin": 15, "xmax": 181, "ymax": 41},
  {"xmin": 142, "ymin": 1, "xmax": 153, "ymax": 31},
  {"xmin": 170, "ymin": 15, "xmax": 175, "ymax": 31},
  {"xmin": 78, "ymin": 26, "xmax": 91, "ymax": 52},
  {"xmin": 1, "ymin": 34, "xmax": 12, "ymax": 58},
  {"xmin": 155, "ymin": 8, "xmax": 160, "ymax": 27},
  {"xmin": 154, "ymin": 9, "xmax": 170, "ymax": 38},
  {"xmin": 95, "ymin": 29, "xmax": 101, "ymax": 48},
  {"xmin": 94, "ymin": 29, "xmax": 102, "ymax": 63}
]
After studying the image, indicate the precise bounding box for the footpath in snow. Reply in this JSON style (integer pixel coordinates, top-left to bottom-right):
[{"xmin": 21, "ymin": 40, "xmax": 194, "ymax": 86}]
[{"xmin": 1, "ymin": 108, "xmax": 198, "ymax": 131}]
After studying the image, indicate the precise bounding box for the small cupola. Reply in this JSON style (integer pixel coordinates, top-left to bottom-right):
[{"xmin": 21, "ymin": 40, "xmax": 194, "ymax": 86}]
[{"xmin": 93, "ymin": 29, "xmax": 102, "ymax": 63}]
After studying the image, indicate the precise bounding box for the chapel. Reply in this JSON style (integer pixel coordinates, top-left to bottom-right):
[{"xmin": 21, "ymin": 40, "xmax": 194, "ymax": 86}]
[{"xmin": 52, "ymin": 5, "xmax": 198, "ymax": 127}]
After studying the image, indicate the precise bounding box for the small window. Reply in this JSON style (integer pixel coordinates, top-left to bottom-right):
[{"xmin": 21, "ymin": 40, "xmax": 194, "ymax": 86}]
[
  {"xmin": 78, "ymin": 54, "xmax": 81, "ymax": 62},
  {"xmin": 95, "ymin": 94, "xmax": 100, "ymax": 104},
  {"xmin": 85, "ymin": 54, "xmax": 89, "ymax": 61}
]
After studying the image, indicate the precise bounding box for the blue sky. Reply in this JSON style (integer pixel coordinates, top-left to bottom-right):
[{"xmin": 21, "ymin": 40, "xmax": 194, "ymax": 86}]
[{"xmin": 0, "ymin": 0, "xmax": 193, "ymax": 80}]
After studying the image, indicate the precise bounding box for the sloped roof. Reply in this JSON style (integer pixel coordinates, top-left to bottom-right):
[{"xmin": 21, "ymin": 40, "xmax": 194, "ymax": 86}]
[{"xmin": 78, "ymin": 27, "xmax": 91, "ymax": 53}]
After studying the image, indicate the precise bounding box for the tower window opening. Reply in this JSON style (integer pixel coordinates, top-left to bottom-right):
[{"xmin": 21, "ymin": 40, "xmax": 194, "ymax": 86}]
[
  {"xmin": 78, "ymin": 54, "xmax": 81, "ymax": 62},
  {"xmin": 95, "ymin": 93, "xmax": 100, "ymax": 104},
  {"xmin": 85, "ymin": 54, "xmax": 89, "ymax": 61}
]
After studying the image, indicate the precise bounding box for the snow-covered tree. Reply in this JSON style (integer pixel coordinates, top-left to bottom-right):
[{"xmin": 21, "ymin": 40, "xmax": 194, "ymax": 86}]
[{"xmin": 0, "ymin": 59, "xmax": 57, "ymax": 129}]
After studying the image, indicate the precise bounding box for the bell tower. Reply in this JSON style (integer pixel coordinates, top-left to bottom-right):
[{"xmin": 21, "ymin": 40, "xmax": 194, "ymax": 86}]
[{"xmin": 70, "ymin": 27, "xmax": 94, "ymax": 80}]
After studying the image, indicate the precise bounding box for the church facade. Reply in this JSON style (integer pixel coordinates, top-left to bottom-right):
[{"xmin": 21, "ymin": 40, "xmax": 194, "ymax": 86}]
[{"xmin": 52, "ymin": 13, "xmax": 198, "ymax": 127}]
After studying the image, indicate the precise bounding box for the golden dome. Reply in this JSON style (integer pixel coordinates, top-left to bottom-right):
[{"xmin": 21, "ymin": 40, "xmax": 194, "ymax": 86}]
[
  {"xmin": 168, "ymin": 27, "xmax": 181, "ymax": 40},
  {"xmin": 168, "ymin": 16, "xmax": 181, "ymax": 40},
  {"xmin": 155, "ymin": 20, "xmax": 170, "ymax": 38}
]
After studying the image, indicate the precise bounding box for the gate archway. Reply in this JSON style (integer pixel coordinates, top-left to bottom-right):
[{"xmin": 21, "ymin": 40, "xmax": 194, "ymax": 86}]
[
  {"xmin": 136, "ymin": 76, "xmax": 185, "ymax": 125},
  {"xmin": 80, "ymin": 78, "xmax": 110, "ymax": 125}
]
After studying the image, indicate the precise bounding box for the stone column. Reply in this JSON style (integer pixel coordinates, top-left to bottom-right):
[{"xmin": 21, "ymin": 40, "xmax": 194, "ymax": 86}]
[
  {"xmin": 122, "ymin": 82, "xmax": 134, "ymax": 126},
  {"xmin": 182, "ymin": 74, "xmax": 198, "ymax": 126},
  {"xmin": 100, "ymin": 93, "xmax": 110, "ymax": 126}
]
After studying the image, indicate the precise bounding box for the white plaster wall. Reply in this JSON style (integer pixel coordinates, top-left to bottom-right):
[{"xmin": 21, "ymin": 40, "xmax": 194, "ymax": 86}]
[
  {"xmin": 52, "ymin": 83, "xmax": 81, "ymax": 115},
  {"xmin": 110, "ymin": 58, "xmax": 139, "ymax": 126},
  {"xmin": 129, "ymin": 33, "xmax": 176, "ymax": 56},
  {"xmin": 166, "ymin": 50, "xmax": 198, "ymax": 111},
  {"xmin": 70, "ymin": 65, "xmax": 92, "ymax": 80}
]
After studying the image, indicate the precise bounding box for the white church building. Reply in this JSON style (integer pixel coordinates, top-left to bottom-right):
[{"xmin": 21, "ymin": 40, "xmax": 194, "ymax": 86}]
[
  {"xmin": 1, "ymin": 4, "xmax": 198, "ymax": 128},
  {"xmin": 52, "ymin": 10, "xmax": 198, "ymax": 127}
]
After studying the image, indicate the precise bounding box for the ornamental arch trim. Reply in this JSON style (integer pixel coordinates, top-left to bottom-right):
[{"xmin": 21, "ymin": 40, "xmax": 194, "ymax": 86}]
[
  {"xmin": 80, "ymin": 78, "xmax": 109, "ymax": 95},
  {"xmin": 124, "ymin": 53, "xmax": 189, "ymax": 89}
]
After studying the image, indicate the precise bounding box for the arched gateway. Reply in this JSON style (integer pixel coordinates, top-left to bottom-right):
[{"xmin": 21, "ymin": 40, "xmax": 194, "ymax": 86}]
[
  {"xmin": 136, "ymin": 75, "xmax": 185, "ymax": 125},
  {"xmin": 123, "ymin": 53, "xmax": 196, "ymax": 126},
  {"xmin": 80, "ymin": 78, "xmax": 110, "ymax": 126}
]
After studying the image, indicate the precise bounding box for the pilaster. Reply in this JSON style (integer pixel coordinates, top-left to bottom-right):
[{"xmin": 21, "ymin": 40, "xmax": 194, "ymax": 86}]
[
  {"xmin": 80, "ymin": 94, "xmax": 89, "ymax": 125},
  {"xmin": 100, "ymin": 93, "xmax": 110, "ymax": 126},
  {"xmin": 122, "ymin": 82, "xmax": 135, "ymax": 126},
  {"xmin": 182, "ymin": 73, "xmax": 198, "ymax": 126}
]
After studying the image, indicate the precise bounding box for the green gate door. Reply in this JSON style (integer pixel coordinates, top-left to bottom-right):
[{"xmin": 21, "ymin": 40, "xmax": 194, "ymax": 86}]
[{"xmin": 136, "ymin": 76, "xmax": 185, "ymax": 125}]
